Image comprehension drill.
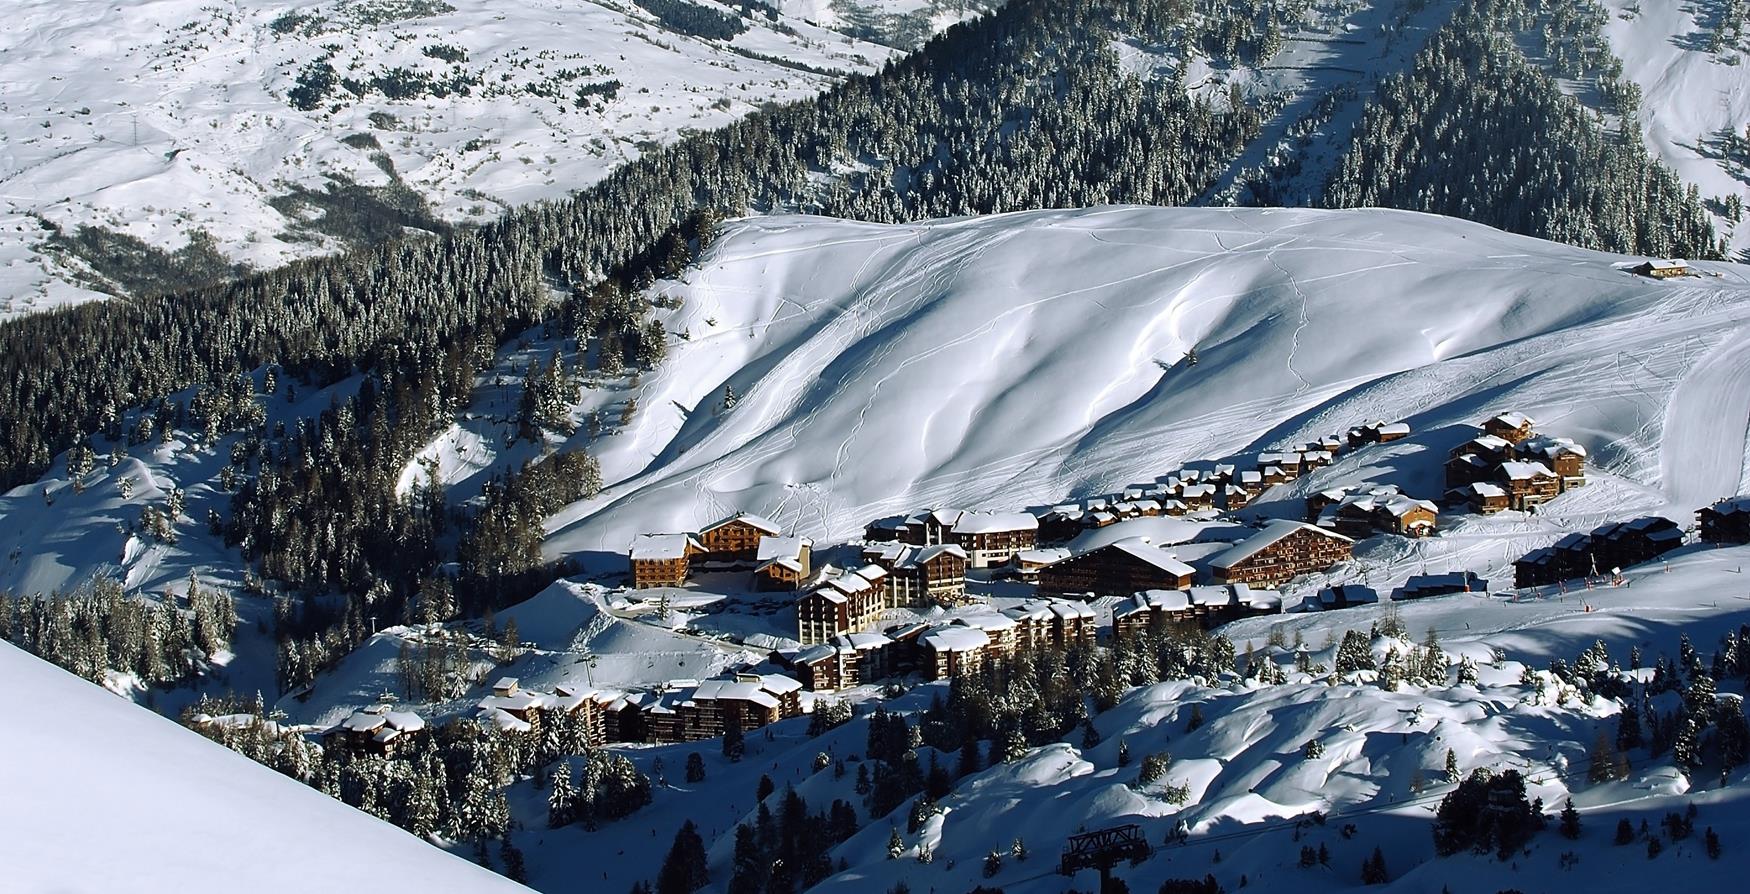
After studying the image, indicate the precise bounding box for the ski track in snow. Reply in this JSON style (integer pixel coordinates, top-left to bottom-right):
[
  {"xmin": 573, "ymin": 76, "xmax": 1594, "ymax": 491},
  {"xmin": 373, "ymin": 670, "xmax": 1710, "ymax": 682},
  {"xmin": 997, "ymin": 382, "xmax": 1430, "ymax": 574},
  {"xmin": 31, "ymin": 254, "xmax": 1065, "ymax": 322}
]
[{"xmin": 1660, "ymin": 323, "xmax": 1750, "ymax": 507}]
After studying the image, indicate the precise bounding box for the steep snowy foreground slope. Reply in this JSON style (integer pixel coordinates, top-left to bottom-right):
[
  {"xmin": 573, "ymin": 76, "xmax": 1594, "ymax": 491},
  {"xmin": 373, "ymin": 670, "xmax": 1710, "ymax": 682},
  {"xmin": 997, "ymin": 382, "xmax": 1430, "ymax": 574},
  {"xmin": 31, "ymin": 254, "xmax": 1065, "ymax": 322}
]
[
  {"xmin": 544, "ymin": 205, "xmax": 1750, "ymax": 561},
  {"xmin": 0, "ymin": 0, "xmax": 905, "ymax": 316},
  {"xmin": 0, "ymin": 641, "xmax": 528, "ymax": 893}
]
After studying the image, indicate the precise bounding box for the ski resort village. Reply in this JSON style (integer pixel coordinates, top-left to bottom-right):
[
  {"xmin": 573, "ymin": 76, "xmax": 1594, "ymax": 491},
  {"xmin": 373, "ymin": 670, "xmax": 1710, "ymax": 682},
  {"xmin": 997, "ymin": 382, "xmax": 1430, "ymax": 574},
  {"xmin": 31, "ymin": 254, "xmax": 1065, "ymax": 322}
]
[{"xmin": 18, "ymin": 0, "xmax": 1750, "ymax": 884}]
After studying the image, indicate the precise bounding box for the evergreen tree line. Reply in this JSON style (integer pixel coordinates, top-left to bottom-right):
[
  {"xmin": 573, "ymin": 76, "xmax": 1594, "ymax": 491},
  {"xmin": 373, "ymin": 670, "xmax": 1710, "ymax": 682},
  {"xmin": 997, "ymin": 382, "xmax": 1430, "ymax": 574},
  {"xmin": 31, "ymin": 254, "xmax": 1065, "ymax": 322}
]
[
  {"xmin": 1, "ymin": 576, "xmax": 235, "ymax": 687},
  {"xmin": 717, "ymin": 784, "xmax": 859, "ymax": 894},
  {"xmin": 185, "ymin": 693, "xmax": 653, "ymax": 846},
  {"xmin": 1324, "ymin": 0, "xmax": 1723, "ymax": 260}
]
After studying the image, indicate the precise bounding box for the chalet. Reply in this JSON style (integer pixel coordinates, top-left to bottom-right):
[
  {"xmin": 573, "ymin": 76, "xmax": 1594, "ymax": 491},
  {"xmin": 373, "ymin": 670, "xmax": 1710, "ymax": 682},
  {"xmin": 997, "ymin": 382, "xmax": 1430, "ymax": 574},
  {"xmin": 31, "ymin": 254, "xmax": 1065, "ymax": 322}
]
[
  {"xmin": 1376, "ymin": 422, "xmax": 1411, "ymax": 442},
  {"xmin": 1444, "ymin": 452, "xmax": 1496, "ymax": 489},
  {"xmin": 680, "ymin": 673, "xmax": 803, "ymax": 740},
  {"xmin": 1112, "ymin": 584, "xmax": 1281, "ymax": 633},
  {"xmin": 1307, "ymin": 487, "xmax": 1352, "ymax": 521},
  {"xmin": 698, "ymin": 513, "xmax": 782, "ymax": 560},
  {"xmin": 1519, "ymin": 436, "xmax": 1587, "ymax": 491},
  {"xmin": 630, "ymin": 533, "xmax": 703, "ymax": 588},
  {"xmin": 753, "ymin": 536, "xmax": 813, "ymax": 591},
  {"xmin": 1036, "ymin": 537, "xmax": 1196, "ymax": 599},
  {"xmin": 1394, "ymin": 572, "xmax": 1484, "ymax": 601},
  {"xmin": 1001, "ymin": 598, "xmax": 1096, "ymax": 650},
  {"xmin": 1482, "ymin": 412, "xmax": 1537, "ymax": 444},
  {"xmin": 949, "ymin": 510, "xmax": 1040, "ymax": 568},
  {"xmin": 920, "ymin": 625, "xmax": 991, "ymax": 680},
  {"xmin": 1010, "ymin": 547, "xmax": 1072, "ymax": 579},
  {"xmin": 796, "ymin": 566, "xmax": 887, "ymax": 645},
  {"xmin": 1209, "ymin": 520, "xmax": 1353, "ymax": 587},
  {"xmin": 1037, "ymin": 506, "xmax": 1088, "ymax": 543},
  {"xmin": 1181, "ymin": 484, "xmax": 1217, "ymax": 511},
  {"xmin": 1308, "ymin": 584, "xmax": 1380, "ymax": 611},
  {"xmin": 899, "ymin": 509, "xmax": 963, "ymax": 545},
  {"xmin": 1298, "ymin": 448, "xmax": 1334, "ymax": 470},
  {"xmin": 883, "ymin": 623, "xmax": 931, "ymax": 676},
  {"xmin": 326, "ymin": 704, "xmax": 427, "ymax": 755},
  {"xmin": 793, "ymin": 632, "xmax": 891, "ymax": 691},
  {"xmin": 1633, "ymin": 258, "xmax": 1689, "ymax": 279},
  {"xmin": 1700, "ymin": 496, "xmax": 1750, "ymax": 544},
  {"xmin": 1112, "ymin": 589, "xmax": 1192, "ymax": 639},
  {"xmin": 552, "ymin": 683, "xmax": 607, "ymax": 747},
  {"xmin": 641, "ymin": 690, "xmax": 688, "ymax": 744},
  {"xmin": 1318, "ymin": 435, "xmax": 1345, "ymax": 455},
  {"xmin": 878, "ymin": 544, "xmax": 969, "ymax": 607},
  {"xmin": 1223, "ymin": 485, "xmax": 1251, "ymax": 511},
  {"xmin": 1589, "ymin": 516, "xmax": 1684, "ymax": 570},
  {"xmin": 1449, "ymin": 482, "xmax": 1510, "ymax": 514},
  {"xmin": 955, "ymin": 612, "xmax": 1020, "ymax": 657},
  {"xmin": 1498, "ymin": 461, "xmax": 1560, "ymax": 511},
  {"xmin": 1312, "ymin": 486, "xmax": 1434, "ymax": 539}
]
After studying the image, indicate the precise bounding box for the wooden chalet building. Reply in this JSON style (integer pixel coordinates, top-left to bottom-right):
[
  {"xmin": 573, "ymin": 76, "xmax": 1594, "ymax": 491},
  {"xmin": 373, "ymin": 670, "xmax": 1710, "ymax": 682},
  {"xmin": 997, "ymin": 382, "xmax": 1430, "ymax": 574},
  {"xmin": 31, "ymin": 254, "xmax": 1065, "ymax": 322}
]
[
  {"xmin": 698, "ymin": 513, "xmax": 782, "ymax": 560},
  {"xmin": 792, "ymin": 632, "xmax": 891, "ymax": 691},
  {"xmin": 1315, "ymin": 487, "xmax": 1438, "ymax": 539},
  {"xmin": 1589, "ymin": 516, "xmax": 1684, "ymax": 571},
  {"xmin": 863, "ymin": 543, "xmax": 969, "ymax": 607},
  {"xmin": 920, "ymin": 625, "xmax": 992, "ymax": 680},
  {"xmin": 1482, "ymin": 412, "xmax": 1537, "ymax": 444},
  {"xmin": 1009, "ymin": 547, "xmax": 1072, "ymax": 580},
  {"xmin": 1449, "ymin": 482, "xmax": 1510, "ymax": 514},
  {"xmin": 948, "ymin": 510, "xmax": 1040, "ymax": 568},
  {"xmin": 630, "ymin": 533, "xmax": 703, "ymax": 588},
  {"xmin": 325, "ymin": 704, "xmax": 427, "ymax": 756},
  {"xmin": 1209, "ymin": 520, "xmax": 1353, "ymax": 587},
  {"xmin": 1700, "ymin": 496, "xmax": 1750, "ymax": 544},
  {"xmin": 1036, "ymin": 537, "xmax": 1196, "ymax": 599},
  {"xmin": 1394, "ymin": 572, "xmax": 1484, "ymax": 600},
  {"xmin": 1001, "ymin": 598, "xmax": 1097, "ymax": 651},
  {"xmin": 1347, "ymin": 420, "xmax": 1412, "ymax": 448},
  {"xmin": 796, "ymin": 565, "xmax": 887, "ymax": 645},
  {"xmin": 1632, "ymin": 258, "xmax": 1689, "ymax": 279},
  {"xmin": 680, "ymin": 674, "xmax": 804, "ymax": 740},
  {"xmin": 1519, "ymin": 437, "xmax": 1587, "ymax": 492},
  {"xmin": 1497, "ymin": 461, "xmax": 1560, "ymax": 511},
  {"xmin": 1111, "ymin": 584, "xmax": 1282, "ymax": 636},
  {"xmin": 753, "ymin": 535, "xmax": 812, "ymax": 591},
  {"xmin": 1308, "ymin": 584, "xmax": 1380, "ymax": 611}
]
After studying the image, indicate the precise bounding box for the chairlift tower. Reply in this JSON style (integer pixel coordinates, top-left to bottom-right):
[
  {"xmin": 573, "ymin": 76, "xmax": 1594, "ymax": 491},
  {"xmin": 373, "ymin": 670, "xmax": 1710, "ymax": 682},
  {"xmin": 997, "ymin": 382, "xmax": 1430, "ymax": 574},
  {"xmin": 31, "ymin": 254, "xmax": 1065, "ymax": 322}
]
[{"xmin": 1059, "ymin": 824, "xmax": 1153, "ymax": 891}]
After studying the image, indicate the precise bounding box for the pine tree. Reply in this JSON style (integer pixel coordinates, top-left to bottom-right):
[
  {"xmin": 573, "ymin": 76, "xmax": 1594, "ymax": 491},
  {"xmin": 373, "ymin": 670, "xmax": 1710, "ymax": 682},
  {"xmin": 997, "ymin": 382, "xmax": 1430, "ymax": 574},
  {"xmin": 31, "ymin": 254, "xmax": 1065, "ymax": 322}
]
[
  {"xmin": 1559, "ymin": 801, "xmax": 1581, "ymax": 839},
  {"xmin": 1445, "ymin": 748, "xmax": 1461, "ymax": 783},
  {"xmin": 1706, "ymin": 826, "xmax": 1722, "ymax": 859},
  {"xmin": 724, "ymin": 713, "xmax": 745, "ymax": 762},
  {"xmin": 1615, "ymin": 818, "xmax": 1635, "ymax": 845},
  {"xmin": 657, "ymin": 820, "xmax": 711, "ymax": 894},
  {"xmin": 549, "ymin": 762, "xmax": 575, "ymax": 828},
  {"xmin": 958, "ymin": 736, "xmax": 982, "ymax": 777},
  {"xmin": 887, "ymin": 826, "xmax": 904, "ymax": 860},
  {"xmin": 686, "ymin": 752, "xmax": 706, "ymax": 783},
  {"xmin": 727, "ymin": 824, "xmax": 767, "ymax": 894},
  {"xmin": 1304, "ymin": 739, "xmax": 1324, "ymax": 760},
  {"xmin": 1360, "ymin": 846, "xmax": 1388, "ymax": 884},
  {"xmin": 1618, "ymin": 703, "xmax": 1645, "ymax": 751},
  {"xmin": 1118, "ymin": 737, "xmax": 1131, "ymax": 767},
  {"xmin": 757, "ymin": 774, "xmax": 775, "ymax": 802}
]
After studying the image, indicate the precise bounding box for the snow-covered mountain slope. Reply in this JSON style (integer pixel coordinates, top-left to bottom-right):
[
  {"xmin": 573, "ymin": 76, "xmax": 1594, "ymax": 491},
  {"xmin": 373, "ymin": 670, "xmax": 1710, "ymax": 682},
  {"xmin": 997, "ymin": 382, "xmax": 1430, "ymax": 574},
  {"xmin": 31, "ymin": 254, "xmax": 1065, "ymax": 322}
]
[
  {"xmin": 0, "ymin": 0, "xmax": 912, "ymax": 317},
  {"xmin": 0, "ymin": 641, "xmax": 529, "ymax": 893},
  {"xmin": 537, "ymin": 205, "xmax": 1750, "ymax": 560},
  {"xmin": 1604, "ymin": 0, "xmax": 1750, "ymax": 256}
]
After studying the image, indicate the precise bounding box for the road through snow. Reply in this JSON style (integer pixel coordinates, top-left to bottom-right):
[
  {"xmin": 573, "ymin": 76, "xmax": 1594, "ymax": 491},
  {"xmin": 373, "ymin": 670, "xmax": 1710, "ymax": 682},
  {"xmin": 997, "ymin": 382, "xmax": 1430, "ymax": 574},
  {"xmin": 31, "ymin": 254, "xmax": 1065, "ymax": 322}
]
[{"xmin": 1660, "ymin": 323, "xmax": 1750, "ymax": 509}]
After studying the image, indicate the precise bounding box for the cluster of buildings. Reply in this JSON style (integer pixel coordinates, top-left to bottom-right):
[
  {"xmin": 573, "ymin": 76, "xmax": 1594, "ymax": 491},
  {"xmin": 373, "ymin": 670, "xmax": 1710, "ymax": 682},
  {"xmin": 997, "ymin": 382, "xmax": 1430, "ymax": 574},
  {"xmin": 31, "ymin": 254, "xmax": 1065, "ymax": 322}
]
[
  {"xmin": 1033, "ymin": 422, "xmax": 1409, "ymax": 538},
  {"xmin": 478, "ymin": 674, "xmax": 806, "ymax": 746},
  {"xmin": 1513, "ymin": 516, "xmax": 1684, "ymax": 587},
  {"xmin": 1307, "ymin": 485, "xmax": 1438, "ymax": 538},
  {"xmin": 863, "ymin": 509, "xmax": 1040, "ymax": 568},
  {"xmin": 788, "ymin": 598, "xmax": 1096, "ymax": 691},
  {"xmin": 1444, "ymin": 413, "xmax": 1587, "ymax": 513},
  {"xmin": 1111, "ymin": 584, "xmax": 1284, "ymax": 638}
]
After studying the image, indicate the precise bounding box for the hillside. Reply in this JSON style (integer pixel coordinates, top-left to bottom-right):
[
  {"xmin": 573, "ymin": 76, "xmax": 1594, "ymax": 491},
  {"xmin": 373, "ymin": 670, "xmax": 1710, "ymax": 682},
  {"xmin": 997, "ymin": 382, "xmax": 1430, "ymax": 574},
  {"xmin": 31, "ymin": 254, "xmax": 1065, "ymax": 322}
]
[
  {"xmin": 532, "ymin": 206, "xmax": 1750, "ymax": 569},
  {"xmin": 0, "ymin": 640, "xmax": 530, "ymax": 893},
  {"xmin": 0, "ymin": 0, "xmax": 913, "ymax": 317}
]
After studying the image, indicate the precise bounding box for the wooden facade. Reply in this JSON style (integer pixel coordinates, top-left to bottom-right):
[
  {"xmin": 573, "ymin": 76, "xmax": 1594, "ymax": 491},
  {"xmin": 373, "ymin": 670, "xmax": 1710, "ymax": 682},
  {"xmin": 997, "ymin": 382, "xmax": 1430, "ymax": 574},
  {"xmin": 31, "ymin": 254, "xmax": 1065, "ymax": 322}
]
[
  {"xmin": 1036, "ymin": 538, "xmax": 1195, "ymax": 599},
  {"xmin": 1210, "ymin": 520, "xmax": 1353, "ymax": 587},
  {"xmin": 630, "ymin": 533, "xmax": 702, "ymax": 588},
  {"xmin": 1701, "ymin": 497, "xmax": 1750, "ymax": 544},
  {"xmin": 796, "ymin": 567, "xmax": 886, "ymax": 645},
  {"xmin": 698, "ymin": 513, "xmax": 781, "ymax": 560}
]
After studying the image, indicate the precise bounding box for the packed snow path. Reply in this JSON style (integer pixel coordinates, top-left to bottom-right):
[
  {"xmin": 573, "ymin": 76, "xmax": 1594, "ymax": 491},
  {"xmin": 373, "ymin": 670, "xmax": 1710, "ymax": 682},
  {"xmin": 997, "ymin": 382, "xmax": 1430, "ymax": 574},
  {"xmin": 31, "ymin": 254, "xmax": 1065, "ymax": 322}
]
[{"xmin": 1660, "ymin": 323, "xmax": 1750, "ymax": 508}]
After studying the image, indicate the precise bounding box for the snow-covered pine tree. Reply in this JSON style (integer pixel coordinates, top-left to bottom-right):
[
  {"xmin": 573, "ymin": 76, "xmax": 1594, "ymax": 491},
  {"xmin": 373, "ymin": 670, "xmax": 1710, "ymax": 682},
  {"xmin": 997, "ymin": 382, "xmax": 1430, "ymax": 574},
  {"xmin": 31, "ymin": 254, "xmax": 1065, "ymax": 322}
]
[{"xmin": 549, "ymin": 762, "xmax": 575, "ymax": 828}]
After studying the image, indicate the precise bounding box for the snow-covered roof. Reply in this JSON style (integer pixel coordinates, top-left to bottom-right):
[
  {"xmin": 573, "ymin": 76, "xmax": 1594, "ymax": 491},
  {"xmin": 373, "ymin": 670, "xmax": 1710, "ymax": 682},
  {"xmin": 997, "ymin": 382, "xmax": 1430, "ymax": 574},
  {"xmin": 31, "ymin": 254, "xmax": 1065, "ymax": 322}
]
[
  {"xmin": 477, "ymin": 706, "xmax": 531, "ymax": 734},
  {"xmin": 1522, "ymin": 435, "xmax": 1587, "ymax": 458},
  {"xmin": 952, "ymin": 510, "xmax": 1029, "ymax": 531},
  {"xmin": 1644, "ymin": 258, "xmax": 1687, "ymax": 270},
  {"xmin": 757, "ymin": 535, "xmax": 811, "ymax": 562},
  {"xmin": 1707, "ymin": 496, "xmax": 1750, "ymax": 515},
  {"xmin": 1377, "ymin": 422, "xmax": 1410, "ymax": 435},
  {"xmin": 1468, "ymin": 482, "xmax": 1507, "ymax": 498},
  {"xmin": 840, "ymin": 631, "xmax": 891, "ymax": 650},
  {"xmin": 956, "ymin": 612, "xmax": 1017, "ymax": 632},
  {"xmin": 1102, "ymin": 537, "xmax": 1196, "ymax": 578},
  {"xmin": 1468, "ymin": 434, "xmax": 1514, "ymax": 452},
  {"xmin": 691, "ymin": 679, "xmax": 781, "ymax": 709},
  {"xmin": 1209, "ymin": 520, "xmax": 1352, "ymax": 570},
  {"xmin": 1239, "ymin": 470, "xmax": 1262, "ymax": 485},
  {"xmin": 493, "ymin": 676, "xmax": 519, "ymax": 692},
  {"xmin": 795, "ymin": 644, "xmax": 839, "ymax": 664},
  {"xmin": 1114, "ymin": 589, "xmax": 1190, "ymax": 617},
  {"xmin": 1488, "ymin": 411, "xmax": 1534, "ymax": 429},
  {"xmin": 1015, "ymin": 548, "xmax": 1072, "ymax": 566},
  {"xmin": 922, "ymin": 625, "xmax": 990, "ymax": 653},
  {"xmin": 631, "ymin": 533, "xmax": 702, "ymax": 561},
  {"xmin": 702, "ymin": 512, "xmax": 782, "ymax": 535},
  {"xmin": 1182, "ymin": 484, "xmax": 1216, "ymax": 498},
  {"xmin": 906, "ymin": 544, "xmax": 968, "ymax": 565},
  {"xmin": 1500, "ymin": 460, "xmax": 1555, "ymax": 481},
  {"xmin": 1047, "ymin": 599, "xmax": 1096, "ymax": 620}
]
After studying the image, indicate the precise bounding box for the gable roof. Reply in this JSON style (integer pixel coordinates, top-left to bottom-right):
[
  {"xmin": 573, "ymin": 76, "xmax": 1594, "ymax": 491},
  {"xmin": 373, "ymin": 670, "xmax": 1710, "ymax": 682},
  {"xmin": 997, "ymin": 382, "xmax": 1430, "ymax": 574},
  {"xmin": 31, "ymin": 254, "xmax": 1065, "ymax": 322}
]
[
  {"xmin": 631, "ymin": 533, "xmax": 703, "ymax": 561},
  {"xmin": 702, "ymin": 512, "xmax": 782, "ymax": 536},
  {"xmin": 952, "ymin": 510, "xmax": 1040, "ymax": 534},
  {"xmin": 1209, "ymin": 519, "xmax": 1352, "ymax": 570}
]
